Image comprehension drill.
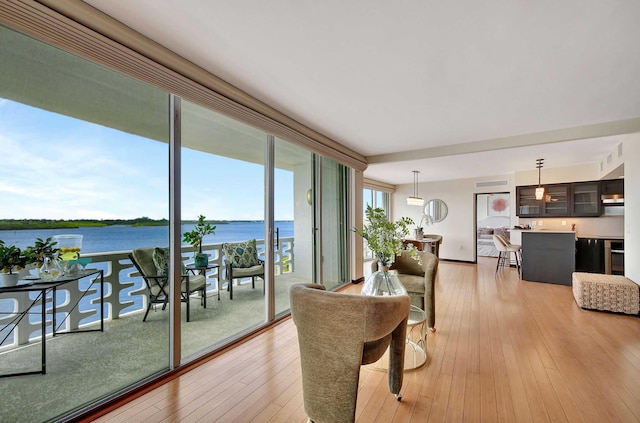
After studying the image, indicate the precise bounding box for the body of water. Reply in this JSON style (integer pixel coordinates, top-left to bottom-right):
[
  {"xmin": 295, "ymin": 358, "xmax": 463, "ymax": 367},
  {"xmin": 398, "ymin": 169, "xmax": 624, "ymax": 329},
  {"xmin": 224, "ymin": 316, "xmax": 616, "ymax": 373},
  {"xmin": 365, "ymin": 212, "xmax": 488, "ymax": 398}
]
[
  {"xmin": 0, "ymin": 221, "xmax": 294, "ymax": 339},
  {"xmin": 0, "ymin": 221, "xmax": 294, "ymax": 253}
]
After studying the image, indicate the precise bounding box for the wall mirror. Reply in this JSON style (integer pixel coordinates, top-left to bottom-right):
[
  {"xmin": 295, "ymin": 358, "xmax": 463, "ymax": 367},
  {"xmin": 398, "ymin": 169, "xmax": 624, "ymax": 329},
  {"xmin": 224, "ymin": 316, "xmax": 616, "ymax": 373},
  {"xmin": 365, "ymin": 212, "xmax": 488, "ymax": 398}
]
[{"xmin": 424, "ymin": 199, "xmax": 448, "ymax": 223}]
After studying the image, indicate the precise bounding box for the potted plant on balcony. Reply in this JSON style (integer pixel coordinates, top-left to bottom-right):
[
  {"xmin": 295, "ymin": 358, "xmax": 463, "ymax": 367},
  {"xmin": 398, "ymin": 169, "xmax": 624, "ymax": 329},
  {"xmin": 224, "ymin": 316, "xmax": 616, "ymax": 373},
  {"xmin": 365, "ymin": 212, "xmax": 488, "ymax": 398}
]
[
  {"xmin": 0, "ymin": 240, "xmax": 28, "ymax": 287},
  {"xmin": 24, "ymin": 237, "xmax": 59, "ymax": 268},
  {"xmin": 183, "ymin": 215, "xmax": 216, "ymax": 267}
]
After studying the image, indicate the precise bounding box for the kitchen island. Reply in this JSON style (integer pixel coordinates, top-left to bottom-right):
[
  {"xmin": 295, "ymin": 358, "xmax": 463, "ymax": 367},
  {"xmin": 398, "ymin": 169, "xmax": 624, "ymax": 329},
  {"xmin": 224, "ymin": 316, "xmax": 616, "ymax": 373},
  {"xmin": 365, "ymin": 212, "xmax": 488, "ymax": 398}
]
[{"xmin": 521, "ymin": 231, "xmax": 576, "ymax": 285}]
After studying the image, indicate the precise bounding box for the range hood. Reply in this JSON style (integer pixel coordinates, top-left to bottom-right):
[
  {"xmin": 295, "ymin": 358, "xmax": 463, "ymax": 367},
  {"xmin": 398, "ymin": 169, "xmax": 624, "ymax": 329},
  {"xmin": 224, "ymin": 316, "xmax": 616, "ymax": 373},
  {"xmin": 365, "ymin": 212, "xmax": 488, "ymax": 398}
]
[{"xmin": 601, "ymin": 194, "xmax": 624, "ymax": 205}]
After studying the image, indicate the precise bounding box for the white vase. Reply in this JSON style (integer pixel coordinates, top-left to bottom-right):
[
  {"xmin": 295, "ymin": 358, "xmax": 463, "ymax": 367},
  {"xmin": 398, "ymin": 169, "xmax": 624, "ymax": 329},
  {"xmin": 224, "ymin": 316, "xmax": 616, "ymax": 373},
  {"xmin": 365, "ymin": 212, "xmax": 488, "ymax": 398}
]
[{"xmin": 0, "ymin": 272, "xmax": 20, "ymax": 288}]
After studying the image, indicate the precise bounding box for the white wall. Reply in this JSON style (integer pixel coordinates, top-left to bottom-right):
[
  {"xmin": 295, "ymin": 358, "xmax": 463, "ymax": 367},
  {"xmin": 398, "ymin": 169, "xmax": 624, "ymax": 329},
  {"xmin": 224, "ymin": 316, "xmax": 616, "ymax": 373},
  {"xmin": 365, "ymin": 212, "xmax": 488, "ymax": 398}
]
[
  {"xmin": 623, "ymin": 137, "xmax": 639, "ymax": 282},
  {"xmin": 391, "ymin": 155, "xmax": 635, "ymax": 265},
  {"xmin": 393, "ymin": 175, "xmax": 515, "ymax": 262},
  {"xmin": 514, "ymin": 162, "xmax": 600, "ymax": 186}
]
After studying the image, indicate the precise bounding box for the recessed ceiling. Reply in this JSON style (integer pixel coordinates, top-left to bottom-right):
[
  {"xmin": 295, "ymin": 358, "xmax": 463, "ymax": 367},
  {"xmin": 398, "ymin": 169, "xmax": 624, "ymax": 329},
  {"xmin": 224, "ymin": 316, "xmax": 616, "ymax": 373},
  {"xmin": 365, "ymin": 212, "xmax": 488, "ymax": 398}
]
[{"xmin": 84, "ymin": 0, "xmax": 640, "ymax": 184}]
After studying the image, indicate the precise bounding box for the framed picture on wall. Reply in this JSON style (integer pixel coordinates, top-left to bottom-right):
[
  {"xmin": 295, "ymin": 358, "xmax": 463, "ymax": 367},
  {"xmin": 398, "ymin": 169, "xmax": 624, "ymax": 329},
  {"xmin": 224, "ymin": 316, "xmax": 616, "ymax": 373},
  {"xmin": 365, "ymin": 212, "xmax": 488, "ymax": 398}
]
[{"xmin": 488, "ymin": 193, "xmax": 510, "ymax": 216}]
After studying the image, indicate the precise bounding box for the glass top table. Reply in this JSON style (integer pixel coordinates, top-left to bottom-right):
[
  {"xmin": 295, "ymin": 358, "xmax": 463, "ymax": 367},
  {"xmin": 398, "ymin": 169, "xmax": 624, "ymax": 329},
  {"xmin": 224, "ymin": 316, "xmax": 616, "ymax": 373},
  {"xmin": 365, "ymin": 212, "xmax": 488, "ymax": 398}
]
[{"xmin": 366, "ymin": 304, "xmax": 427, "ymax": 371}]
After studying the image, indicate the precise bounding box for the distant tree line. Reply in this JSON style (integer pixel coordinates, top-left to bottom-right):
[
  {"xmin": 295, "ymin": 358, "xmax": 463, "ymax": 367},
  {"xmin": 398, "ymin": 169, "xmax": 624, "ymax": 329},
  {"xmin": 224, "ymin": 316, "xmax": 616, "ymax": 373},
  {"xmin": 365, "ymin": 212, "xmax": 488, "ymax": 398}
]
[
  {"xmin": 0, "ymin": 218, "xmax": 262, "ymax": 231},
  {"xmin": 0, "ymin": 217, "xmax": 169, "ymax": 230}
]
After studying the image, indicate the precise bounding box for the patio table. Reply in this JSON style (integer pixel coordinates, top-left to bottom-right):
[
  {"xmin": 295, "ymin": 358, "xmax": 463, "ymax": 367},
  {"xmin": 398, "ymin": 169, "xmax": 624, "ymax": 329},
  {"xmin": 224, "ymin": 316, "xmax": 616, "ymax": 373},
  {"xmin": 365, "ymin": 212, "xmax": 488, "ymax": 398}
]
[{"xmin": 0, "ymin": 268, "xmax": 104, "ymax": 377}]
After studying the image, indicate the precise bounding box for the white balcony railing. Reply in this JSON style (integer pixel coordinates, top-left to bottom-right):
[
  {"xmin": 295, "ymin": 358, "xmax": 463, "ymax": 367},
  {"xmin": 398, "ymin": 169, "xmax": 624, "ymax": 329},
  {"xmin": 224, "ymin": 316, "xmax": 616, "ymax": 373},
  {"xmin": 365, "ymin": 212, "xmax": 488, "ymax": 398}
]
[{"xmin": 0, "ymin": 237, "xmax": 294, "ymax": 349}]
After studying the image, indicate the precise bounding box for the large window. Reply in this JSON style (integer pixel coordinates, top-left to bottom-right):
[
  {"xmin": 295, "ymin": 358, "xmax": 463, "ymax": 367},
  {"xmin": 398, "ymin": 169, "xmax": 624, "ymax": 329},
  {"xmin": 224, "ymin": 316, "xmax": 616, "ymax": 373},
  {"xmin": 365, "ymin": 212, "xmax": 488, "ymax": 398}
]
[
  {"xmin": 0, "ymin": 24, "xmax": 171, "ymax": 421},
  {"xmin": 362, "ymin": 188, "xmax": 391, "ymax": 260},
  {"xmin": 0, "ymin": 22, "xmax": 352, "ymax": 421}
]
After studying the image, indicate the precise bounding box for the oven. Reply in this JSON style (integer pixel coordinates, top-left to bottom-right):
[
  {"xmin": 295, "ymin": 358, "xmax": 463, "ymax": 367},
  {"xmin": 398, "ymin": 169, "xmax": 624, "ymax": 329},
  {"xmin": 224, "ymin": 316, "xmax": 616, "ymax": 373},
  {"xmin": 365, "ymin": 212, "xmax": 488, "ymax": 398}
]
[{"xmin": 604, "ymin": 240, "xmax": 624, "ymax": 275}]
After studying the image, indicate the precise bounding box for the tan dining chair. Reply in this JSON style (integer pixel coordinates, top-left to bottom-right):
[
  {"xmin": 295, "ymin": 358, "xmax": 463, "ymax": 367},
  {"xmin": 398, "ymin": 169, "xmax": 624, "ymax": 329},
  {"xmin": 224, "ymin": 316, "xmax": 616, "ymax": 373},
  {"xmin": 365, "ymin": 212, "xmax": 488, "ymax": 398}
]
[{"xmin": 493, "ymin": 235, "xmax": 521, "ymax": 277}]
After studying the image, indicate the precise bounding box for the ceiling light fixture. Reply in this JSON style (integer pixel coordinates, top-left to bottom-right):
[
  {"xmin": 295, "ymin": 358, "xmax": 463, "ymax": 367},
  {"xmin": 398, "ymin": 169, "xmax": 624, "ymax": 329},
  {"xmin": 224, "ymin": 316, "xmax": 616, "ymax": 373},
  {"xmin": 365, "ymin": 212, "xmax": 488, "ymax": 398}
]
[
  {"xmin": 535, "ymin": 158, "xmax": 545, "ymax": 200},
  {"xmin": 407, "ymin": 170, "xmax": 424, "ymax": 206}
]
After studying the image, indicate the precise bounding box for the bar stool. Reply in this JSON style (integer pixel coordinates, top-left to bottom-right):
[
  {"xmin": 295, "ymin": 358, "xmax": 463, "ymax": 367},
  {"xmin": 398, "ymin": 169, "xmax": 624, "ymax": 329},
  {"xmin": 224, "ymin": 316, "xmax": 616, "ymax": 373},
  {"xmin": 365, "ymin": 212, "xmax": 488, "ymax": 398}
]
[{"xmin": 493, "ymin": 234, "xmax": 522, "ymax": 277}]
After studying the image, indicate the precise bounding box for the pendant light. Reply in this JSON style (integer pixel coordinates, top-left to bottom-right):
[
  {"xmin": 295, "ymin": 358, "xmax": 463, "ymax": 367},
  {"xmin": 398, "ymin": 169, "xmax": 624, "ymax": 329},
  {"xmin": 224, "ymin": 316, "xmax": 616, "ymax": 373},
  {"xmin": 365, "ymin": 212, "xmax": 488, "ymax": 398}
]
[
  {"xmin": 535, "ymin": 158, "xmax": 545, "ymax": 200},
  {"xmin": 407, "ymin": 170, "xmax": 424, "ymax": 206}
]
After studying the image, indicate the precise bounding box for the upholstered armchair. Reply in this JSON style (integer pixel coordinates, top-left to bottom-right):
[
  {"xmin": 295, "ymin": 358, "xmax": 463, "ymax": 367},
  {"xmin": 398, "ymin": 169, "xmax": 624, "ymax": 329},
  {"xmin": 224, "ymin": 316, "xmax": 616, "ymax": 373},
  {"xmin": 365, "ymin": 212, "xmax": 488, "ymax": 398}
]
[
  {"xmin": 290, "ymin": 283, "xmax": 411, "ymax": 423},
  {"xmin": 221, "ymin": 239, "xmax": 264, "ymax": 300},
  {"xmin": 129, "ymin": 247, "xmax": 207, "ymax": 322},
  {"xmin": 371, "ymin": 250, "xmax": 439, "ymax": 331}
]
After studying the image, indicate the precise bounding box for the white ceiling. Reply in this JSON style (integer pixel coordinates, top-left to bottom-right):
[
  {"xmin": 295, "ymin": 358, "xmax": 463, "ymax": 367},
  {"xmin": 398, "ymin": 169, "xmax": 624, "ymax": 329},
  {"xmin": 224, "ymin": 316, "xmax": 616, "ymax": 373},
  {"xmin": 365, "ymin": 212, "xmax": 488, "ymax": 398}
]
[{"xmin": 84, "ymin": 0, "xmax": 640, "ymax": 185}]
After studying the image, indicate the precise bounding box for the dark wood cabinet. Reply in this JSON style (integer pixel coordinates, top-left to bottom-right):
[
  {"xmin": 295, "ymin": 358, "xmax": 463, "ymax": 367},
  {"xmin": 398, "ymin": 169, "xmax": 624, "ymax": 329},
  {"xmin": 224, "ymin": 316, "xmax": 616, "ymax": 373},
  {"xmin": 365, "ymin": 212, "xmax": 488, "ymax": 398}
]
[
  {"xmin": 542, "ymin": 184, "xmax": 569, "ymax": 216},
  {"xmin": 601, "ymin": 178, "xmax": 624, "ymax": 196},
  {"xmin": 571, "ymin": 181, "xmax": 600, "ymax": 216},
  {"xmin": 516, "ymin": 178, "xmax": 622, "ymax": 217},
  {"xmin": 575, "ymin": 238, "xmax": 605, "ymax": 273},
  {"xmin": 516, "ymin": 186, "xmax": 541, "ymax": 217}
]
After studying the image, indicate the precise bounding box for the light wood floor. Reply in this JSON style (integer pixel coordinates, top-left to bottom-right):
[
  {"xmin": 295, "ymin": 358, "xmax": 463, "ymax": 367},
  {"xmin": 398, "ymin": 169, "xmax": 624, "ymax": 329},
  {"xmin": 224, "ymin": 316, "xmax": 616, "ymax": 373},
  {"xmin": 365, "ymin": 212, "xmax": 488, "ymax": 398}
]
[{"xmin": 92, "ymin": 257, "xmax": 640, "ymax": 423}]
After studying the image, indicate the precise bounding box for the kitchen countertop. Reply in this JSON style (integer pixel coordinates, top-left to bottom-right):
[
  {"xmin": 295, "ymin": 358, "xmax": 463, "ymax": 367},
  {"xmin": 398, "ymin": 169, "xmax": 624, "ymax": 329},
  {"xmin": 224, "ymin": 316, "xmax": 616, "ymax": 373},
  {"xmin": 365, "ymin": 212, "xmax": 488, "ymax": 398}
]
[
  {"xmin": 513, "ymin": 230, "xmax": 623, "ymax": 240},
  {"xmin": 576, "ymin": 235, "xmax": 624, "ymax": 240},
  {"xmin": 519, "ymin": 230, "xmax": 576, "ymax": 234}
]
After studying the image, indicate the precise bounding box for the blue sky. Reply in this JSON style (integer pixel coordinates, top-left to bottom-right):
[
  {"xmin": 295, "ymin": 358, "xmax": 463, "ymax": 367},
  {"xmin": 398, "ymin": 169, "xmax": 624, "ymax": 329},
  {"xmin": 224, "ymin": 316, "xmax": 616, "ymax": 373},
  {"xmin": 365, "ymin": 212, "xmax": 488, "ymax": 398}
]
[{"xmin": 0, "ymin": 99, "xmax": 294, "ymax": 220}]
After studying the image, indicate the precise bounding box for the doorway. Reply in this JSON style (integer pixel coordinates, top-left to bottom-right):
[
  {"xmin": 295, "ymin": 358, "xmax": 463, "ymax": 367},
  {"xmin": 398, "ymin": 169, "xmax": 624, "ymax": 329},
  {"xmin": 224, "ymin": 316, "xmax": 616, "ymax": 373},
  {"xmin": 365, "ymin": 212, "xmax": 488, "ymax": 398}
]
[{"xmin": 475, "ymin": 192, "xmax": 511, "ymax": 258}]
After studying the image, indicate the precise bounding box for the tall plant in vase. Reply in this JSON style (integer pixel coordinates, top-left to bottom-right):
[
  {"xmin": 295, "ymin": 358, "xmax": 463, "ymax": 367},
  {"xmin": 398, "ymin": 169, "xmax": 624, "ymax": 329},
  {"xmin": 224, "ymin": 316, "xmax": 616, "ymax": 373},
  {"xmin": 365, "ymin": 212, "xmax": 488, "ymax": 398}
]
[
  {"xmin": 182, "ymin": 215, "xmax": 216, "ymax": 268},
  {"xmin": 354, "ymin": 206, "xmax": 414, "ymax": 296},
  {"xmin": 355, "ymin": 206, "xmax": 414, "ymax": 268}
]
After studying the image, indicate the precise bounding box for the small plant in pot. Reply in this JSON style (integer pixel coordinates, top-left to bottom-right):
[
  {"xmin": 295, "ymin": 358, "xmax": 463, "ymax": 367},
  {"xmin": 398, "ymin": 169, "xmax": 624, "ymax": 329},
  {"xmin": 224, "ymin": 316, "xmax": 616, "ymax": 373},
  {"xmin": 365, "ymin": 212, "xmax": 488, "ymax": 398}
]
[
  {"xmin": 24, "ymin": 237, "xmax": 59, "ymax": 269},
  {"xmin": 183, "ymin": 215, "xmax": 216, "ymax": 268},
  {"xmin": 0, "ymin": 240, "xmax": 28, "ymax": 287}
]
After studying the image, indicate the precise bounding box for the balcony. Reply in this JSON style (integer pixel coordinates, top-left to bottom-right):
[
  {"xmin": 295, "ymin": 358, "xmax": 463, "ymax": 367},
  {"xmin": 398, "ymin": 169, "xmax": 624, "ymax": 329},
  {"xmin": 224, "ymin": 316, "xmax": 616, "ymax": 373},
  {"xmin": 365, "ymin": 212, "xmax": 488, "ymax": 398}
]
[{"xmin": 0, "ymin": 237, "xmax": 306, "ymax": 422}]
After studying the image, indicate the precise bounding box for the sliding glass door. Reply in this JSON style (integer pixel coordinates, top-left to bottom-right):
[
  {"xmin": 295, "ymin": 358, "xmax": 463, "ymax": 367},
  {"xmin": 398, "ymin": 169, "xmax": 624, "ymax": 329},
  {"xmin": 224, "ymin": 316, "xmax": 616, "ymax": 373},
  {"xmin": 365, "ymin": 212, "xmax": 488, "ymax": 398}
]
[
  {"xmin": 0, "ymin": 17, "xmax": 353, "ymax": 422},
  {"xmin": 273, "ymin": 138, "xmax": 314, "ymax": 315},
  {"xmin": 0, "ymin": 24, "xmax": 171, "ymax": 421},
  {"xmin": 180, "ymin": 100, "xmax": 267, "ymax": 360},
  {"xmin": 320, "ymin": 158, "xmax": 349, "ymax": 291}
]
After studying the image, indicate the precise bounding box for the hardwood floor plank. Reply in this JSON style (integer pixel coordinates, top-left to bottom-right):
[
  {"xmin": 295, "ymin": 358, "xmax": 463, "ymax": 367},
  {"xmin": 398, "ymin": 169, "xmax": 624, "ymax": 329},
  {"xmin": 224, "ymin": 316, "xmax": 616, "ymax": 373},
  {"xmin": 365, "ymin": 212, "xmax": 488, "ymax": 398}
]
[{"xmin": 93, "ymin": 258, "xmax": 640, "ymax": 423}]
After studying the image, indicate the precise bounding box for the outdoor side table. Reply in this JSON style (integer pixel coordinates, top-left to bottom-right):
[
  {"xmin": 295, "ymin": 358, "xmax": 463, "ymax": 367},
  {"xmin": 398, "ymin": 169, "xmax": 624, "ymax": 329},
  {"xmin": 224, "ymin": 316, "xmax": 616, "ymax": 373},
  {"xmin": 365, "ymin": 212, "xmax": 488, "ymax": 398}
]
[{"xmin": 185, "ymin": 264, "xmax": 220, "ymax": 300}]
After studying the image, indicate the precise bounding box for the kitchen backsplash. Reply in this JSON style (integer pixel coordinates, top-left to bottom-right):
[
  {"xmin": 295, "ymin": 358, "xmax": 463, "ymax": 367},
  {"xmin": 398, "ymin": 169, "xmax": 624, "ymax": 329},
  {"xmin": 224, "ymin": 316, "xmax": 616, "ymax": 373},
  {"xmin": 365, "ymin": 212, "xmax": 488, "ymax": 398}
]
[{"xmin": 518, "ymin": 216, "xmax": 624, "ymax": 237}]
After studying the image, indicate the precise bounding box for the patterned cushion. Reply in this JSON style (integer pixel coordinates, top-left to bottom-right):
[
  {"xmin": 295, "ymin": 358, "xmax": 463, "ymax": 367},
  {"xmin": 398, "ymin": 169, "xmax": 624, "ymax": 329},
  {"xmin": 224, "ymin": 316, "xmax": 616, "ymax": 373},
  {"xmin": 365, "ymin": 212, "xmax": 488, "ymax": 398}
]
[
  {"xmin": 152, "ymin": 247, "xmax": 186, "ymax": 276},
  {"xmin": 223, "ymin": 240, "xmax": 261, "ymax": 268}
]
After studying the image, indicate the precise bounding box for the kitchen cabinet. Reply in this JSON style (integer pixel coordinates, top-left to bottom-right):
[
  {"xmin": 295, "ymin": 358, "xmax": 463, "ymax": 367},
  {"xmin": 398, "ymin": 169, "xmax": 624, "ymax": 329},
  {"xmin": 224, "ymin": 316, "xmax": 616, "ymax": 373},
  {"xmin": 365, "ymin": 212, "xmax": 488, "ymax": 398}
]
[
  {"xmin": 571, "ymin": 181, "xmax": 600, "ymax": 216},
  {"xmin": 601, "ymin": 178, "xmax": 624, "ymax": 196},
  {"xmin": 516, "ymin": 184, "xmax": 569, "ymax": 217},
  {"xmin": 516, "ymin": 178, "xmax": 623, "ymax": 217},
  {"xmin": 542, "ymin": 184, "xmax": 569, "ymax": 216},
  {"xmin": 516, "ymin": 186, "xmax": 541, "ymax": 217},
  {"xmin": 575, "ymin": 238, "xmax": 605, "ymax": 273},
  {"xmin": 521, "ymin": 231, "xmax": 576, "ymax": 285}
]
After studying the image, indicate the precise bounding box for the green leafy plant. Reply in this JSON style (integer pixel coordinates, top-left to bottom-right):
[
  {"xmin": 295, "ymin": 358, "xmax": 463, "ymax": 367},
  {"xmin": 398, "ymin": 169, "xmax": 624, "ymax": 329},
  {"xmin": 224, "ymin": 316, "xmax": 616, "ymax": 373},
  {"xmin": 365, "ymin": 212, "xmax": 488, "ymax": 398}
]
[
  {"xmin": 182, "ymin": 215, "xmax": 216, "ymax": 254},
  {"xmin": 0, "ymin": 240, "xmax": 28, "ymax": 274},
  {"xmin": 354, "ymin": 206, "xmax": 414, "ymax": 266},
  {"xmin": 24, "ymin": 237, "xmax": 59, "ymax": 267}
]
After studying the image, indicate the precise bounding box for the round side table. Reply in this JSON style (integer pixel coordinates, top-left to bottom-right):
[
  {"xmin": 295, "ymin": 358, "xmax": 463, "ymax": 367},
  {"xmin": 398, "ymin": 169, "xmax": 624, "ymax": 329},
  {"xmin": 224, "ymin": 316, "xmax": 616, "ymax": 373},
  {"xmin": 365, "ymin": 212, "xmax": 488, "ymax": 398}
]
[
  {"xmin": 366, "ymin": 304, "xmax": 427, "ymax": 371},
  {"xmin": 405, "ymin": 305, "xmax": 427, "ymax": 369}
]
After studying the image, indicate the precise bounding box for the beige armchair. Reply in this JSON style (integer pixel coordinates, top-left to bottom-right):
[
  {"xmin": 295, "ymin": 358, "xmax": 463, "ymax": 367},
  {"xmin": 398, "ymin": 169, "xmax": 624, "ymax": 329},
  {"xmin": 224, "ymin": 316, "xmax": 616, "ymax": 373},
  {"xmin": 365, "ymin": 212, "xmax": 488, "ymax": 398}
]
[
  {"xmin": 290, "ymin": 283, "xmax": 411, "ymax": 423},
  {"xmin": 372, "ymin": 250, "xmax": 439, "ymax": 331}
]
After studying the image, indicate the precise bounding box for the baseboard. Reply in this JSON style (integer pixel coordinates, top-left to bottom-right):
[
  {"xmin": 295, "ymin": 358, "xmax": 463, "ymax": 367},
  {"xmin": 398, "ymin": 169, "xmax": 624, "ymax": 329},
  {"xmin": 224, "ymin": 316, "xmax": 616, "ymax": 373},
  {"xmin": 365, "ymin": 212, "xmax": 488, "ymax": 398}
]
[{"xmin": 440, "ymin": 258, "xmax": 475, "ymax": 264}]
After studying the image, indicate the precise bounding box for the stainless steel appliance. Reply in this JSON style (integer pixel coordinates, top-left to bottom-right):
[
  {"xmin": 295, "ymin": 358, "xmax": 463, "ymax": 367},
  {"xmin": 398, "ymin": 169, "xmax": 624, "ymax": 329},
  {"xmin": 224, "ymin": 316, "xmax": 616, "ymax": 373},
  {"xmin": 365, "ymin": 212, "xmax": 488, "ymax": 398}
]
[{"xmin": 604, "ymin": 239, "xmax": 624, "ymax": 275}]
